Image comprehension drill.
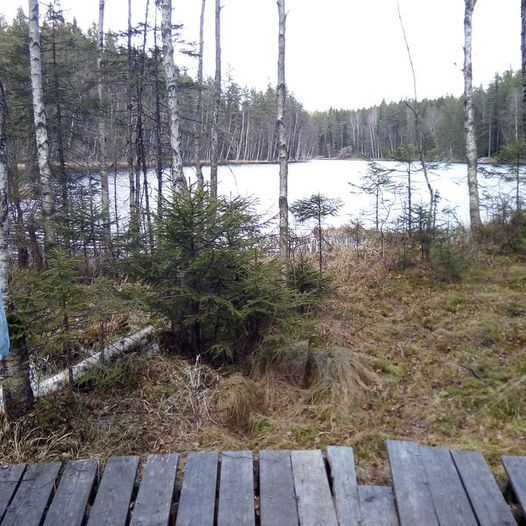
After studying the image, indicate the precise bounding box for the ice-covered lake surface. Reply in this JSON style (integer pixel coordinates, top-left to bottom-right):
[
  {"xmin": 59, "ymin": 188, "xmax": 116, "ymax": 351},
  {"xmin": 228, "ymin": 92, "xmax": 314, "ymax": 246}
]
[{"xmin": 107, "ymin": 159, "xmax": 515, "ymax": 231}]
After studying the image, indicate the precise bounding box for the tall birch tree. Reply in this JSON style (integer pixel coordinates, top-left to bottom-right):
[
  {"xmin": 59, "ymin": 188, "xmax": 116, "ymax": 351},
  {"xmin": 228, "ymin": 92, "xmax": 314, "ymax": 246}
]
[
  {"xmin": 97, "ymin": 0, "xmax": 111, "ymax": 246},
  {"xmin": 210, "ymin": 0, "xmax": 221, "ymax": 199},
  {"xmin": 0, "ymin": 80, "xmax": 9, "ymax": 349},
  {"xmin": 28, "ymin": 0, "xmax": 54, "ymax": 250},
  {"xmin": 463, "ymin": 0, "xmax": 482, "ymax": 232},
  {"xmin": 277, "ymin": 0, "xmax": 289, "ymax": 261},
  {"xmin": 161, "ymin": 0, "xmax": 188, "ymax": 191},
  {"xmin": 522, "ymin": 0, "xmax": 526, "ymax": 145},
  {"xmin": 0, "ymin": 80, "xmax": 34, "ymax": 421}
]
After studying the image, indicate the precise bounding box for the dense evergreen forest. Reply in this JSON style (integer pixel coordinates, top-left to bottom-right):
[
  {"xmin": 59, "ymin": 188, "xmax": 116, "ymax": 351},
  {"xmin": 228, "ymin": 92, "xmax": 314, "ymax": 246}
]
[{"xmin": 0, "ymin": 7, "xmax": 522, "ymax": 172}]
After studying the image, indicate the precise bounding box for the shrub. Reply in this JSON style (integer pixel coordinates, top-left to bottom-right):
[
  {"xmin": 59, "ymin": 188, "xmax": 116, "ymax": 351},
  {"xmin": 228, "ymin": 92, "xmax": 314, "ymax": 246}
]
[
  {"xmin": 430, "ymin": 242, "xmax": 469, "ymax": 282},
  {"xmin": 136, "ymin": 189, "xmax": 295, "ymax": 365}
]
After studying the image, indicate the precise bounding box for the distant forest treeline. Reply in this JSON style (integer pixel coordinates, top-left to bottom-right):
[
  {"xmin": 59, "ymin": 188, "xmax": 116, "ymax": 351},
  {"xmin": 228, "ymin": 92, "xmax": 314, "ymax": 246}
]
[{"xmin": 0, "ymin": 8, "xmax": 521, "ymax": 170}]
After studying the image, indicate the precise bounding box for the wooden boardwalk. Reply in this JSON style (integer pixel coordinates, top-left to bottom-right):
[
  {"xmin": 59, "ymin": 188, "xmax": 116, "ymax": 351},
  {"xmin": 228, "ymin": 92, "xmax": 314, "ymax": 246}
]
[{"xmin": 0, "ymin": 440, "xmax": 524, "ymax": 525}]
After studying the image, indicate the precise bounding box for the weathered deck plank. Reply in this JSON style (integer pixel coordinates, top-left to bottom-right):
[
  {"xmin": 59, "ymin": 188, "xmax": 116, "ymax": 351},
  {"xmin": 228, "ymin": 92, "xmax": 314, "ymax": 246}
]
[
  {"xmin": 86, "ymin": 455, "xmax": 140, "ymax": 526},
  {"xmin": 291, "ymin": 449, "xmax": 338, "ymax": 526},
  {"xmin": 502, "ymin": 455, "xmax": 526, "ymax": 517},
  {"xmin": 452, "ymin": 449, "xmax": 517, "ymax": 526},
  {"xmin": 419, "ymin": 445, "xmax": 478, "ymax": 526},
  {"xmin": 358, "ymin": 485, "xmax": 399, "ymax": 526},
  {"xmin": 43, "ymin": 459, "xmax": 98, "ymax": 526},
  {"xmin": 175, "ymin": 451, "xmax": 218, "ymax": 526},
  {"xmin": 0, "ymin": 464, "xmax": 26, "ymax": 522},
  {"xmin": 386, "ymin": 439, "xmax": 439, "ymax": 526},
  {"xmin": 1, "ymin": 462, "xmax": 61, "ymax": 526},
  {"xmin": 130, "ymin": 454, "xmax": 179, "ymax": 526},
  {"xmin": 327, "ymin": 446, "xmax": 360, "ymax": 526},
  {"xmin": 0, "ymin": 442, "xmax": 521, "ymax": 526},
  {"xmin": 217, "ymin": 451, "xmax": 255, "ymax": 526},
  {"xmin": 259, "ymin": 450, "xmax": 298, "ymax": 526}
]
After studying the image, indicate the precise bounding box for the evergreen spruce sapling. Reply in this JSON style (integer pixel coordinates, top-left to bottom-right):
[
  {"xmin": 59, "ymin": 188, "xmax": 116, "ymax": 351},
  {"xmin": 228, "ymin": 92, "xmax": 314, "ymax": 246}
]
[{"xmin": 291, "ymin": 194, "xmax": 342, "ymax": 274}]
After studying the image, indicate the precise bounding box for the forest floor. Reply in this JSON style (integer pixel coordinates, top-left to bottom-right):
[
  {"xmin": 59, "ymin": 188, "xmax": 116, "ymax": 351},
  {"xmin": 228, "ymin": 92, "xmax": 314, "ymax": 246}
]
[{"xmin": 1, "ymin": 248, "xmax": 525, "ymax": 484}]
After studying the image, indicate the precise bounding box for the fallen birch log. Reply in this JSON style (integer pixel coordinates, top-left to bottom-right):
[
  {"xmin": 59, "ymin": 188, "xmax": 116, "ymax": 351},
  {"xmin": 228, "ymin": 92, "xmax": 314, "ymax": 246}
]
[{"xmin": 0, "ymin": 326, "xmax": 158, "ymax": 414}]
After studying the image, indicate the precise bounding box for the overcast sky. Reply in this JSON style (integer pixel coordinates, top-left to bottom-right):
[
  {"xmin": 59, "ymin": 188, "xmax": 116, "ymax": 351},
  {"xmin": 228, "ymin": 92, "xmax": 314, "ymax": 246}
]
[{"xmin": 1, "ymin": 0, "xmax": 521, "ymax": 111}]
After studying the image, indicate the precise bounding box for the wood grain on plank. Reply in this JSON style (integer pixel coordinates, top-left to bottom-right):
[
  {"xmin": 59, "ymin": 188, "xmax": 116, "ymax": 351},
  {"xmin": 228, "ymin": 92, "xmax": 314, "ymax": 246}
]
[
  {"xmin": 327, "ymin": 446, "xmax": 360, "ymax": 526},
  {"xmin": 130, "ymin": 454, "xmax": 179, "ymax": 526},
  {"xmin": 175, "ymin": 451, "xmax": 218, "ymax": 526},
  {"xmin": 1, "ymin": 462, "xmax": 61, "ymax": 526},
  {"xmin": 0, "ymin": 464, "xmax": 26, "ymax": 522},
  {"xmin": 43, "ymin": 459, "xmax": 98, "ymax": 526},
  {"xmin": 259, "ymin": 450, "xmax": 298, "ymax": 526},
  {"xmin": 502, "ymin": 456, "xmax": 526, "ymax": 517},
  {"xmin": 291, "ymin": 449, "xmax": 338, "ymax": 526},
  {"xmin": 386, "ymin": 440, "xmax": 439, "ymax": 526},
  {"xmin": 452, "ymin": 449, "xmax": 517, "ymax": 526},
  {"xmin": 418, "ymin": 446, "xmax": 478, "ymax": 526},
  {"xmin": 217, "ymin": 451, "xmax": 255, "ymax": 526},
  {"xmin": 358, "ymin": 485, "xmax": 399, "ymax": 526},
  {"xmin": 86, "ymin": 455, "xmax": 139, "ymax": 526}
]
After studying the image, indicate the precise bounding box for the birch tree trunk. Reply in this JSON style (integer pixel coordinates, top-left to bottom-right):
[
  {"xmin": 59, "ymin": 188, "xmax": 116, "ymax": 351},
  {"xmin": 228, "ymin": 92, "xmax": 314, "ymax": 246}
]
[
  {"xmin": 464, "ymin": 0, "xmax": 482, "ymax": 232},
  {"xmin": 0, "ymin": 81, "xmax": 8, "ymax": 306},
  {"xmin": 161, "ymin": 0, "xmax": 188, "ymax": 192},
  {"xmin": 277, "ymin": 0, "xmax": 289, "ymax": 261},
  {"xmin": 0, "ymin": 80, "xmax": 34, "ymax": 421},
  {"xmin": 522, "ymin": 0, "xmax": 526, "ymax": 146},
  {"xmin": 28, "ymin": 0, "xmax": 54, "ymax": 250},
  {"xmin": 210, "ymin": 0, "xmax": 221, "ymax": 199},
  {"xmin": 97, "ymin": 0, "xmax": 111, "ymax": 247},
  {"xmin": 193, "ymin": 0, "xmax": 206, "ymax": 188}
]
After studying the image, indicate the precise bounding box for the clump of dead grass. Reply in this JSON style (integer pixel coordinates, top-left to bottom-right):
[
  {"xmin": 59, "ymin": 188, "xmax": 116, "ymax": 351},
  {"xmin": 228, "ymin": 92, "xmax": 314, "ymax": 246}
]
[
  {"xmin": 212, "ymin": 374, "xmax": 262, "ymax": 430},
  {"xmin": 306, "ymin": 347, "xmax": 382, "ymax": 416},
  {"xmin": 256, "ymin": 342, "xmax": 382, "ymax": 418}
]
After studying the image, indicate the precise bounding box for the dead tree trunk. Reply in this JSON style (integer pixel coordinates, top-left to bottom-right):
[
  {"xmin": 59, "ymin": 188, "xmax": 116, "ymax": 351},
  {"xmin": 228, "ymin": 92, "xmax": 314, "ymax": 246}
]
[
  {"xmin": 28, "ymin": 0, "xmax": 54, "ymax": 251},
  {"xmin": 464, "ymin": 0, "xmax": 482, "ymax": 232},
  {"xmin": 161, "ymin": 0, "xmax": 188, "ymax": 192},
  {"xmin": 97, "ymin": 0, "xmax": 111, "ymax": 248},
  {"xmin": 193, "ymin": 0, "xmax": 206, "ymax": 188},
  {"xmin": 127, "ymin": 0, "xmax": 139, "ymax": 238},
  {"xmin": 210, "ymin": 0, "xmax": 221, "ymax": 199},
  {"xmin": 277, "ymin": 0, "xmax": 289, "ymax": 261},
  {"xmin": 397, "ymin": 0, "xmax": 434, "ymax": 231},
  {"xmin": 153, "ymin": 9, "xmax": 164, "ymax": 216}
]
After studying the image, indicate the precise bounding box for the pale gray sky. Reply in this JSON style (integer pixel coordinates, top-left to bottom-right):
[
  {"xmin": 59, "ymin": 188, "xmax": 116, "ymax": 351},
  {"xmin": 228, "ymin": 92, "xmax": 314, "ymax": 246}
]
[{"xmin": 1, "ymin": 0, "xmax": 521, "ymax": 111}]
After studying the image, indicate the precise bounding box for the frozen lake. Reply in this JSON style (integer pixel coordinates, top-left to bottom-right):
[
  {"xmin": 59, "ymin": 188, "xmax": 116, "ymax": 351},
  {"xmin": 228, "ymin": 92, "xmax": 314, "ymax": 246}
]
[{"xmin": 107, "ymin": 159, "xmax": 516, "ymax": 231}]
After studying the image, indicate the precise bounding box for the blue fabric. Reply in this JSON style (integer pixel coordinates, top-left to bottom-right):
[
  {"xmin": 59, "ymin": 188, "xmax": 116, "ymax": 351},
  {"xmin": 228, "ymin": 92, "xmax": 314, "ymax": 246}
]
[{"xmin": 0, "ymin": 292, "xmax": 9, "ymax": 358}]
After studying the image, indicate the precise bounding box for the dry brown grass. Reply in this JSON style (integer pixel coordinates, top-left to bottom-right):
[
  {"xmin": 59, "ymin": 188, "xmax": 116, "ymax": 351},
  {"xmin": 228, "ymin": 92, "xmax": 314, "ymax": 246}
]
[
  {"xmin": 212, "ymin": 374, "xmax": 262, "ymax": 430},
  {"xmin": 1, "ymin": 247, "xmax": 525, "ymax": 485}
]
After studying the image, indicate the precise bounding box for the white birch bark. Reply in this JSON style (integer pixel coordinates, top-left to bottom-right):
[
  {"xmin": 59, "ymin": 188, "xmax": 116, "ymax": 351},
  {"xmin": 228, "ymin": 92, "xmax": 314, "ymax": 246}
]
[
  {"xmin": 277, "ymin": 0, "xmax": 289, "ymax": 261},
  {"xmin": 210, "ymin": 0, "xmax": 221, "ymax": 199},
  {"xmin": 0, "ymin": 81, "xmax": 35, "ymax": 419},
  {"xmin": 97, "ymin": 0, "xmax": 111, "ymax": 244},
  {"xmin": 28, "ymin": 0, "xmax": 54, "ymax": 248},
  {"xmin": 0, "ymin": 326, "xmax": 158, "ymax": 414},
  {"xmin": 464, "ymin": 0, "xmax": 482, "ymax": 231},
  {"xmin": 0, "ymin": 81, "xmax": 8, "ymax": 300},
  {"xmin": 522, "ymin": 0, "xmax": 526, "ymax": 145},
  {"xmin": 161, "ymin": 0, "xmax": 188, "ymax": 192}
]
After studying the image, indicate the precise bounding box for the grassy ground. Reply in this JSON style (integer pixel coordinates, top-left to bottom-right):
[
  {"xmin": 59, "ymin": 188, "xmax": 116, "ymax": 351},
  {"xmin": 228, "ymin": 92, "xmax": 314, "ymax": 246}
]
[{"xmin": 1, "ymin": 248, "xmax": 525, "ymax": 484}]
